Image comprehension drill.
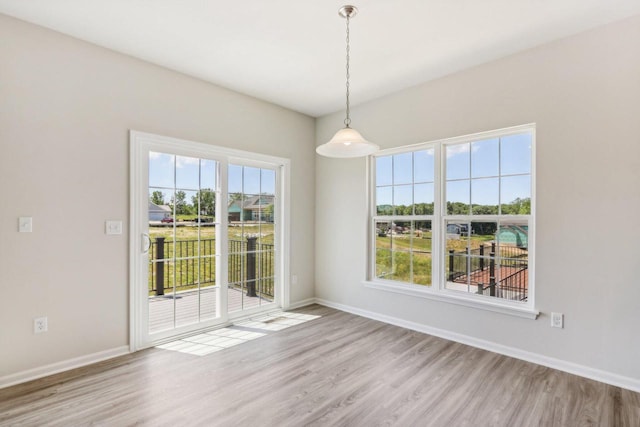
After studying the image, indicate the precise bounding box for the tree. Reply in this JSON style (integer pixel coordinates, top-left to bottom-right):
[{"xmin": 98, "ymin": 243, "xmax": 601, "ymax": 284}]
[
  {"xmin": 471, "ymin": 222, "xmax": 497, "ymax": 236},
  {"xmin": 376, "ymin": 204, "xmax": 393, "ymax": 216},
  {"xmin": 446, "ymin": 202, "xmax": 470, "ymax": 215},
  {"xmin": 399, "ymin": 205, "xmax": 412, "ymax": 215},
  {"xmin": 171, "ymin": 190, "xmax": 190, "ymax": 215},
  {"xmin": 501, "ymin": 197, "xmax": 531, "ymax": 215},
  {"xmin": 414, "ymin": 203, "xmax": 434, "ymax": 215},
  {"xmin": 192, "ymin": 189, "xmax": 215, "ymax": 216},
  {"xmin": 471, "ymin": 204, "xmax": 499, "ymax": 215},
  {"xmin": 150, "ymin": 190, "xmax": 165, "ymax": 205}
]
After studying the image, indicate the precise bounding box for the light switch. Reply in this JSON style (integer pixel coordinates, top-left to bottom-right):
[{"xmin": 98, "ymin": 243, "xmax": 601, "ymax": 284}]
[
  {"xmin": 18, "ymin": 217, "xmax": 32, "ymax": 233},
  {"xmin": 105, "ymin": 220, "xmax": 123, "ymax": 235}
]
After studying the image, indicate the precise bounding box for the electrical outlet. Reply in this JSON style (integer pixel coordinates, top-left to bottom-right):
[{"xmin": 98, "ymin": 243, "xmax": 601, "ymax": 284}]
[
  {"xmin": 34, "ymin": 317, "xmax": 48, "ymax": 334},
  {"xmin": 291, "ymin": 274, "xmax": 298, "ymax": 285},
  {"xmin": 551, "ymin": 312, "xmax": 563, "ymax": 329}
]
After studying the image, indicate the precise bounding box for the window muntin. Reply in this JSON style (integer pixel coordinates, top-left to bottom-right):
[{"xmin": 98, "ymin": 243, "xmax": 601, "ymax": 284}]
[{"xmin": 371, "ymin": 126, "xmax": 533, "ymax": 307}]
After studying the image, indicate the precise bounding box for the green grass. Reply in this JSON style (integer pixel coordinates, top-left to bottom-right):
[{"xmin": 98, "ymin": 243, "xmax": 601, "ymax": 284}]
[
  {"xmin": 376, "ymin": 232, "xmax": 432, "ymax": 251},
  {"xmin": 149, "ymin": 223, "xmax": 274, "ymax": 244},
  {"xmin": 375, "ymin": 231, "xmax": 499, "ymax": 286},
  {"xmin": 375, "ymin": 249, "xmax": 432, "ymax": 286}
]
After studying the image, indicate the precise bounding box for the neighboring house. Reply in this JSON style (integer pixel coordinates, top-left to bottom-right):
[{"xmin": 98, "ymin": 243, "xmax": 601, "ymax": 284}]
[
  {"xmin": 447, "ymin": 223, "xmax": 470, "ymax": 237},
  {"xmin": 149, "ymin": 201, "xmax": 172, "ymax": 221},
  {"xmin": 228, "ymin": 195, "xmax": 274, "ymax": 222}
]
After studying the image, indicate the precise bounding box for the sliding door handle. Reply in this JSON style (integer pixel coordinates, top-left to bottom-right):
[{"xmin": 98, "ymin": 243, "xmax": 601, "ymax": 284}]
[{"xmin": 141, "ymin": 233, "xmax": 151, "ymax": 254}]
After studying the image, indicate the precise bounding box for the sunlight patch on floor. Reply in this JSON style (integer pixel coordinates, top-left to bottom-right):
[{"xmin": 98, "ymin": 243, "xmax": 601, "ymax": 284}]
[
  {"xmin": 156, "ymin": 328, "xmax": 265, "ymax": 356},
  {"xmin": 156, "ymin": 311, "xmax": 321, "ymax": 356},
  {"xmin": 235, "ymin": 312, "xmax": 321, "ymax": 331}
]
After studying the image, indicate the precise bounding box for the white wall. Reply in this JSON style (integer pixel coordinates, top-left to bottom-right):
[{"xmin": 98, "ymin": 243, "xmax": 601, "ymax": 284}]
[
  {"xmin": 316, "ymin": 15, "xmax": 640, "ymax": 381},
  {"xmin": 0, "ymin": 14, "xmax": 315, "ymax": 378}
]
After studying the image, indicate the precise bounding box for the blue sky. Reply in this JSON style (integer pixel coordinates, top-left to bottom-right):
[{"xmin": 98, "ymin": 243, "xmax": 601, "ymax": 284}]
[
  {"xmin": 376, "ymin": 133, "xmax": 531, "ymax": 207},
  {"xmin": 228, "ymin": 164, "xmax": 275, "ymax": 195},
  {"xmin": 149, "ymin": 153, "xmax": 275, "ymax": 204}
]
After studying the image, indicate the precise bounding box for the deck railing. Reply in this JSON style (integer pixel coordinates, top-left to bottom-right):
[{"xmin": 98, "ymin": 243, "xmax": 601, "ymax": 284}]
[
  {"xmin": 492, "ymin": 267, "xmax": 528, "ymax": 301},
  {"xmin": 448, "ymin": 242, "xmax": 528, "ymax": 301},
  {"xmin": 149, "ymin": 237, "xmax": 275, "ymax": 299}
]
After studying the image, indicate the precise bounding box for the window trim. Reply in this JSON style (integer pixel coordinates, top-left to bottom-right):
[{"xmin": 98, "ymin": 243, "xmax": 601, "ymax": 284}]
[{"xmin": 367, "ymin": 124, "xmax": 538, "ymax": 319}]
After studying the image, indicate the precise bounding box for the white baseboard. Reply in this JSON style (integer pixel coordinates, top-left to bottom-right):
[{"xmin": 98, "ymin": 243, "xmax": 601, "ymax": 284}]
[
  {"xmin": 315, "ymin": 298, "xmax": 640, "ymax": 393},
  {"xmin": 0, "ymin": 346, "xmax": 130, "ymax": 390},
  {"xmin": 286, "ymin": 297, "xmax": 317, "ymax": 310}
]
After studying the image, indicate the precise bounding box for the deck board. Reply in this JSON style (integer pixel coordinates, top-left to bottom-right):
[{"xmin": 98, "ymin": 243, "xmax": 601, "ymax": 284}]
[{"xmin": 149, "ymin": 287, "xmax": 273, "ymax": 332}]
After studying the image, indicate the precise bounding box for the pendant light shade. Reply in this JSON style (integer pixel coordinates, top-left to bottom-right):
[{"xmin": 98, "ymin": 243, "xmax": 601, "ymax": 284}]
[
  {"xmin": 316, "ymin": 127, "xmax": 378, "ymax": 158},
  {"xmin": 316, "ymin": 5, "xmax": 379, "ymax": 158}
]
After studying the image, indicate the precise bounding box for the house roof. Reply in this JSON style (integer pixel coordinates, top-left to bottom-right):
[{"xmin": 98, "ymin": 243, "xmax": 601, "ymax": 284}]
[
  {"xmin": 148, "ymin": 201, "xmax": 171, "ymax": 213},
  {"xmin": 228, "ymin": 195, "xmax": 274, "ymax": 212}
]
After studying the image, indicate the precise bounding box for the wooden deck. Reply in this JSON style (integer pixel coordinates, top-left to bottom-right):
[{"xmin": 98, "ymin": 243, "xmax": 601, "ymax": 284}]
[
  {"xmin": 447, "ymin": 265, "xmax": 528, "ymax": 300},
  {"xmin": 149, "ymin": 287, "xmax": 273, "ymax": 332},
  {"xmin": 460, "ymin": 266, "xmax": 528, "ymax": 287}
]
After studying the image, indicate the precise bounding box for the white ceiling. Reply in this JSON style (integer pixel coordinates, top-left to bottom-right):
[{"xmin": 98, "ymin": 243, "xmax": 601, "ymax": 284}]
[{"xmin": 1, "ymin": 1, "xmax": 639, "ymax": 117}]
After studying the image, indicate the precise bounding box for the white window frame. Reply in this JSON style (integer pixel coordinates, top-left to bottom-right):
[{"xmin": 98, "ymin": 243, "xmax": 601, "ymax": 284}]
[{"xmin": 365, "ymin": 124, "xmax": 538, "ymax": 319}]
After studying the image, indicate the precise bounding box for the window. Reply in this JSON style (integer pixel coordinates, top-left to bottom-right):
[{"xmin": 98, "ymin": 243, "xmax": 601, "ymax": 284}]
[{"xmin": 369, "ymin": 125, "xmax": 535, "ymax": 316}]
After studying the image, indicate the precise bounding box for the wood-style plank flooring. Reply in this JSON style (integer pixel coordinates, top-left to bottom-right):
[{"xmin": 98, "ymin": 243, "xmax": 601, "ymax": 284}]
[{"xmin": 1, "ymin": 305, "xmax": 638, "ymax": 426}]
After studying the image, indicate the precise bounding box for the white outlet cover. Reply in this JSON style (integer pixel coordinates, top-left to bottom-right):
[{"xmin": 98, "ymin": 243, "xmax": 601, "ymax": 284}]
[
  {"xmin": 18, "ymin": 217, "xmax": 33, "ymax": 233},
  {"xmin": 34, "ymin": 317, "xmax": 48, "ymax": 334},
  {"xmin": 105, "ymin": 220, "xmax": 123, "ymax": 235},
  {"xmin": 551, "ymin": 312, "xmax": 564, "ymax": 328}
]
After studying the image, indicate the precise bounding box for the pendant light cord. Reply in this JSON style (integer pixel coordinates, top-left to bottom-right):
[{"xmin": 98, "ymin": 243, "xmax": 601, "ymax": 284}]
[
  {"xmin": 344, "ymin": 14, "xmax": 351, "ymax": 128},
  {"xmin": 316, "ymin": 6, "xmax": 379, "ymax": 157}
]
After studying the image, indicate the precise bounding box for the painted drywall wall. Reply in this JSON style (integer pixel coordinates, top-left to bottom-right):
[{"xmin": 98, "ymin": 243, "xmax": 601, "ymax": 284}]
[
  {"xmin": 316, "ymin": 15, "xmax": 640, "ymax": 380},
  {"xmin": 0, "ymin": 14, "xmax": 315, "ymax": 378}
]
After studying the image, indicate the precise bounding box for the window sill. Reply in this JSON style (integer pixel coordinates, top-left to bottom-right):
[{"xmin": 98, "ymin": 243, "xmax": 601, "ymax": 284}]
[{"xmin": 362, "ymin": 280, "xmax": 539, "ymax": 320}]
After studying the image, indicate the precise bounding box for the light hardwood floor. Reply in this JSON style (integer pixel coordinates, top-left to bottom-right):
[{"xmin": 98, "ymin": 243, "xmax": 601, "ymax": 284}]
[{"xmin": 1, "ymin": 305, "xmax": 638, "ymax": 426}]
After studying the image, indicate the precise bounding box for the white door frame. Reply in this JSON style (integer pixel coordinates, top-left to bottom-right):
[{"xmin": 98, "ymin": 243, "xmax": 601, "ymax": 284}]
[{"xmin": 129, "ymin": 130, "xmax": 291, "ymax": 352}]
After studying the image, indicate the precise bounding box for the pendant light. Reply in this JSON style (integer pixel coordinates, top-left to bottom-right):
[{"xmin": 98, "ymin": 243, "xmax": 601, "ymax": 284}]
[{"xmin": 316, "ymin": 5, "xmax": 379, "ymax": 158}]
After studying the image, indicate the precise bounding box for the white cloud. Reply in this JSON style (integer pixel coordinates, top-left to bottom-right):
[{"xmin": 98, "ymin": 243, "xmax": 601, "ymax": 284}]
[
  {"xmin": 175, "ymin": 156, "xmax": 200, "ymax": 169},
  {"xmin": 445, "ymin": 142, "xmax": 482, "ymax": 158},
  {"xmin": 446, "ymin": 143, "xmax": 470, "ymax": 158}
]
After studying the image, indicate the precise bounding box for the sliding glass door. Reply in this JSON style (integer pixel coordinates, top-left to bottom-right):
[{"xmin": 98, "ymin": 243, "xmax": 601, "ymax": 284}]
[{"xmin": 130, "ymin": 132, "xmax": 287, "ymax": 349}]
